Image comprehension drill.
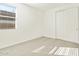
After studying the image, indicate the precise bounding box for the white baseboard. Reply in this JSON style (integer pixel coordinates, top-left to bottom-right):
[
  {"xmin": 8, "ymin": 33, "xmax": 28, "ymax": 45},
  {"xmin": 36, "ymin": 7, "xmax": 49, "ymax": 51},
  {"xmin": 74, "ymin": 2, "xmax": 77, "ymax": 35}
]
[{"xmin": 43, "ymin": 35, "xmax": 79, "ymax": 44}]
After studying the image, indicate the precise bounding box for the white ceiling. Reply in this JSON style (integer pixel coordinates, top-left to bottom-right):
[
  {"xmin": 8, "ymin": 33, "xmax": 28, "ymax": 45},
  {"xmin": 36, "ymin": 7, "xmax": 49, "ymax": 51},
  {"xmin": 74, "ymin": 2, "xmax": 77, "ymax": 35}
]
[{"xmin": 26, "ymin": 3, "xmax": 79, "ymax": 11}]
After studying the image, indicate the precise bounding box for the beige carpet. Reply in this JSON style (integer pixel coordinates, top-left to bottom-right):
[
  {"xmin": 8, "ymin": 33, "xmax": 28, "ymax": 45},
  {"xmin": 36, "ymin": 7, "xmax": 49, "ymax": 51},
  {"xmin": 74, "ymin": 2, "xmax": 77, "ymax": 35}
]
[{"xmin": 0, "ymin": 37, "xmax": 79, "ymax": 56}]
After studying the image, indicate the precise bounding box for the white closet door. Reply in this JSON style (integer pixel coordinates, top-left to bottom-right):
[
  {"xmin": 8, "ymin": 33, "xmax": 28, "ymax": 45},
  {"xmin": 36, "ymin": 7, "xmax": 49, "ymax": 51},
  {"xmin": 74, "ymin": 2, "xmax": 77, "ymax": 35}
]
[
  {"xmin": 55, "ymin": 10, "xmax": 64, "ymax": 39},
  {"xmin": 56, "ymin": 8, "xmax": 78, "ymax": 43}
]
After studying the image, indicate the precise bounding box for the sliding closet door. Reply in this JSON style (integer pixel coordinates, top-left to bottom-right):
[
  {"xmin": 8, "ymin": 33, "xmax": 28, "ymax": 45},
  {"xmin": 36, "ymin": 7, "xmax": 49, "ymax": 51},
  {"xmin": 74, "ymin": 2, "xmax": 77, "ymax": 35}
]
[
  {"xmin": 55, "ymin": 10, "xmax": 64, "ymax": 40},
  {"xmin": 56, "ymin": 8, "xmax": 78, "ymax": 43}
]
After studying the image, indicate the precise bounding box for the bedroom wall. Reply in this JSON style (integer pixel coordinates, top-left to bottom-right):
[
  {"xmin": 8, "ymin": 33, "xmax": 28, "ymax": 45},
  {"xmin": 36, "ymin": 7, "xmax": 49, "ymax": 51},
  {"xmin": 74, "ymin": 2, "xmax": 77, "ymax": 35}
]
[{"xmin": 0, "ymin": 4, "xmax": 44, "ymax": 49}]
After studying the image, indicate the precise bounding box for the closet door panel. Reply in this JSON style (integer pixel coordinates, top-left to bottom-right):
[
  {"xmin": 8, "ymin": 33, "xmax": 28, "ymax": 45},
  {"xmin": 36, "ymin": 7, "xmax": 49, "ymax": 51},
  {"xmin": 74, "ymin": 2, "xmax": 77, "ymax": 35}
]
[
  {"xmin": 56, "ymin": 11, "xmax": 64, "ymax": 39},
  {"xmin": 56, "ymin": 8, "xmax": 78, "ymax": 43}
]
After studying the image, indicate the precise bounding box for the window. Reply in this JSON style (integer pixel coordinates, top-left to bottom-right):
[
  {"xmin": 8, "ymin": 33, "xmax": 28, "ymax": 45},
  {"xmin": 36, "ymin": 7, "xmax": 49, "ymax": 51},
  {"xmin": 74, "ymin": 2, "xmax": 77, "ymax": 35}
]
[{"xmin": 0, "ymin": 4, "xmax": 16, "ymax": 29}]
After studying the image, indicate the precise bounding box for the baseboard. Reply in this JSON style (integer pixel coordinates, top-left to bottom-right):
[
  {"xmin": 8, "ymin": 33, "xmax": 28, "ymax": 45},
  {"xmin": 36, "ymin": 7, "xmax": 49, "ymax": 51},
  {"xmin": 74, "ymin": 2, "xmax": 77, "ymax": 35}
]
[{"xmin": 43, "ymin": 35, "xmax": 79, "ymax": 45}]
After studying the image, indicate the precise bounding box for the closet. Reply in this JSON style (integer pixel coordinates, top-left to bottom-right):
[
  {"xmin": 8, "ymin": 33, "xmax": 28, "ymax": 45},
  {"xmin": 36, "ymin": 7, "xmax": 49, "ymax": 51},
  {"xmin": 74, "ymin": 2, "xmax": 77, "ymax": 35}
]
[{"xmin": 55, "ymin": 8, "xmax": 79, "ymax": 43}]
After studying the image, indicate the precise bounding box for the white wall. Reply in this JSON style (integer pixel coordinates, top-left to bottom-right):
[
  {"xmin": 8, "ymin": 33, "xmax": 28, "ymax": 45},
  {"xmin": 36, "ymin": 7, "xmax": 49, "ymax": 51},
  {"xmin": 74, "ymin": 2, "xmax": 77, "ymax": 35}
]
[{"xmin": 0, "ymin": 4, "xmax": 44, "ymax": 49}]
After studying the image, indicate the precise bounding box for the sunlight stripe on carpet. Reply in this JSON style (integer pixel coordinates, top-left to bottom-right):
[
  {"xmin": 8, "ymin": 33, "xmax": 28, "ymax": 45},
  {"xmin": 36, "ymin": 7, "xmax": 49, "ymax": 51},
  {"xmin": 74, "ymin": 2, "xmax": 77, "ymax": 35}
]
[
  {"xmin": 32, "ymin": 45, "xmax": 45, "ymax": 53},
  {"xmin": 48, "ymin": 46, "xmax": 57, "ymax": 55},
  {"xmin": 54, "ymin": 47, "xmax": 78, "ymax": 56}
]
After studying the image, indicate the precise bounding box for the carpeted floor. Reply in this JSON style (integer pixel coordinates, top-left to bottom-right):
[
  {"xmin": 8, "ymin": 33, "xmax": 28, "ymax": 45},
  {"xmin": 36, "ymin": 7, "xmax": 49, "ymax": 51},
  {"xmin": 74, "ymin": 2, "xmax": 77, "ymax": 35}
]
[{"xmin": 0, "ymin": 37, "xmax": 79, "ymax": 56}]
